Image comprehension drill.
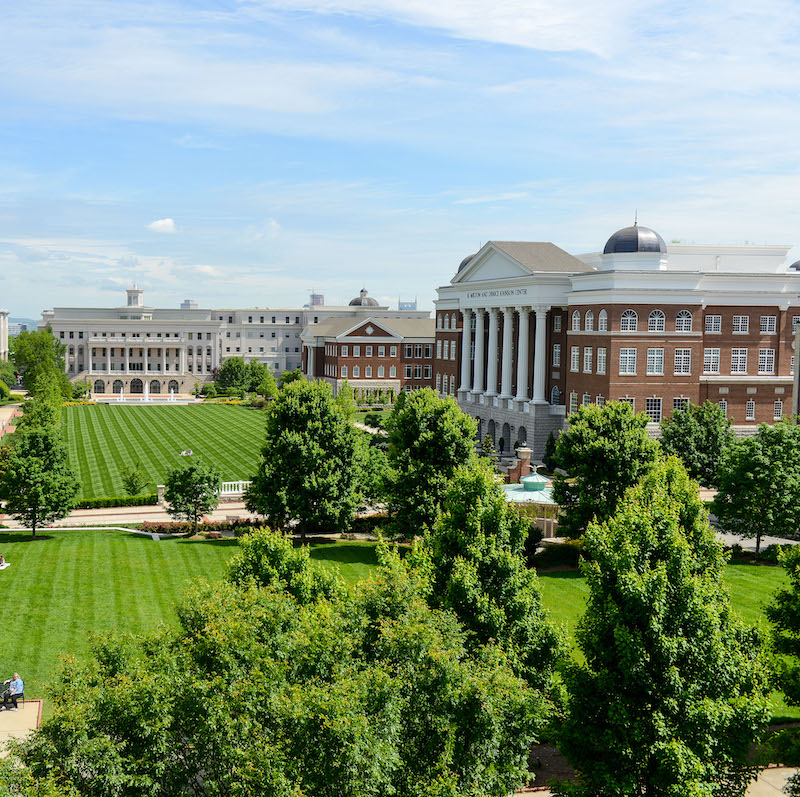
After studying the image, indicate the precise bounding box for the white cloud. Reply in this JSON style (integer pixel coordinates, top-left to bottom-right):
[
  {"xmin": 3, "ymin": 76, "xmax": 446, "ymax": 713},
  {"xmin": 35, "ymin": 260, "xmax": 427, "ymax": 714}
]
[{"xmin": 147, "ymin": 218, "xmax": 176, "ymax": 233}]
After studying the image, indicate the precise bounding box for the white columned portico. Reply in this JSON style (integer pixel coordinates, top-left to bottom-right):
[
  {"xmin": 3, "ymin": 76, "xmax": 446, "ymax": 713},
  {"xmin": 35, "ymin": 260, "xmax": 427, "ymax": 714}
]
[
  {"xmin": 531, "ymin": 305, "xmax": 549, "ymax": 403},
  {"xmin": 499, "ymin": 307, "xmax": 514, "ymax": 399},
  {"xmin": 459, "ymin": 308, "xmax": 472, "ymax": 393},
  {"xmin": 307, "ymin": 344, "xmax": 315, "ymax": 377},
  {"xmin": 471, "ymin": 309, "xmax": 485, "ymax": 395},
  {"xmin": 515, "ymin": 306, "xmax": 530, "ymax": 403},
  {"xmin": 485, "ymin": 308, "xmax": 499, "ymax": 397}
]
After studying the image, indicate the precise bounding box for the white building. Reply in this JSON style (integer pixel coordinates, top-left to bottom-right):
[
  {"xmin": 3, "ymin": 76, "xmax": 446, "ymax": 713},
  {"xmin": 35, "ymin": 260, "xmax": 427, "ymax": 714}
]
[{"xmin": 0, "ymin": 308, "xmax": 8, "ymax": 362}]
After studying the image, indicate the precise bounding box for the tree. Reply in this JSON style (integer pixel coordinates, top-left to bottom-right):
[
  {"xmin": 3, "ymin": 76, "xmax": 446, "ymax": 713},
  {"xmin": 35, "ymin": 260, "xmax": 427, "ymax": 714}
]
[
  {"xmin": 245, "ymin": 381, "xmax": 361, "ymax": 541},
  {"xmin": 0, "ymin": 379, "xmax": 10, "ymax": 402},
  {"xmin": 357, "ymin": 436, "xmax": 391, "ymax": 505},
  {"xmin": 71, "ymin": 380, "xmax": 91, "ymax": 400},
  {"xmin": 542, "ymin": 430, "xmax": 557, "ymax": 471},
  {"xmin": 554, "ymin": 457, "xmax": 770, "ymax": 796},
  {"xmin": 410, "ymin": 462, "xmax": 563, "ymax": 689},
  {"xmin": 660, "ymin": 400, "xmax": 734, "ymax": 487},
  {"xmin": 163, "ymin": 458, "xmax": 222, "ymax": 534},
  {"xmin": 257, "ymin": 369, "xmax": 277, "ymax": 400},
  {"xmin": 246, "ymin": 360, "xmax": 268, "ymax": 392},
  {"xmin": 712, "ymin": 422, "xmax": 800, "ymax": 554},
  {"xmin": 551, "ymin": 401, "xmax": 660, "ymax": 538},
  {"xmin": 0, "ymin": 358, "xmax": 16, "ymax": 388},
  {"xmin": 0, "ymin": 426, "xmax": 79, "ymax": 537},
  {"xmin": 17, "ymin": 400, "xmax": 60, "ymax": 430},
  {"xmin": 386, "ymin": 389, "xmax": 477, "ymax": 532},
  {"xmin": 120, "ymin": 461, "xmax": 148, "ymax": 496},
  {"xmin": 215, "ymin": 356, "xmax": 247, "ymax": 391},
  {"xmin": 279, "ymin": 368, "xmax": 304, "ymax": 389},
  {"xmin": 11, "ymin": 329, "xmax": 67, "ymax": 393},
  {"xmin": 334, "ymin": 379, "xmax": 356, "ymax": 419}
]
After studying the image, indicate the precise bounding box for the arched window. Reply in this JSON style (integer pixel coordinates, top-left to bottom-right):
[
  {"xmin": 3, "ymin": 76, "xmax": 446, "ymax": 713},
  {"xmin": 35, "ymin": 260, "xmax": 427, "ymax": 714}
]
[
  {"xmin": 341, "ymin": 366, "xmax": 348, "ymax": 378},
  {"xmin": 572, "ymin": 310, "xmax": 581, "ymax": 331},
  {"xmin": 517, "ymin": 425, "xmax": 527, "ymax": 444},
  {"xmin": 365, "ymin": 366, "xmax": 372, "ymax": 377},
  {"xmin": 93, "ymin": 379, "xmax": 105, "ymax": 393},
  {"xmin": 585, "ymin": 310, "xmax": 594, "ymax": 332},
  {"xmin": 112, "ymin": 380, "xmax": 123, "ymax": 393},
  {"xmin": 150, "ymin": 380, "xmax": 161, "ymax": 394},
  {"xmin": 550, "ymin": 385, "xmax": 561, "ymax": 405},
  {"xmin": 131, "ymin": 378, "xmax": 143, "ymax": 394},
  {"xmin": 168, "ymin": 380, "xmax": 179, "ymax": 393},
  {"xmin": 353, "ymin": 365, "xmax": 360, "ymax": 378},
  {"xmin": 648, "ymin": 309, "xmax": 666, "ymax": 332},
  {"xmin": 676, "ymin": 310, "xmax": 693, "ymax": 332},
  {"xmin": 444, "ymin": 315, "xmax": 450, "ymax": 330},
  {"xmin": 620, "ymin": 310, "xmax": 638, "ymax": 332},
  {"xmin": 598, "ymin": 309, "xmax": 608, "ymax": 331},
  {"xmin": 378, "ymin": 366, "xmax": 384, "ymax": 378}
]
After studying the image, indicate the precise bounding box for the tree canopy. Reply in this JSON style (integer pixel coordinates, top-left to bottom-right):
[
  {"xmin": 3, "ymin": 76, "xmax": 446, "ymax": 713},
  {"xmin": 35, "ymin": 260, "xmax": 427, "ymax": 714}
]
[
  {"xmin": 551, "ymin": 401, "xmax": 660, "ymax": 538},
  {"xmin": 163, "ymin": 458, "xmax": 222, "ymax": 533},
  {"xmin": 215, "ymin": 356, "xmax": 248, "ymax": 390},
  {"xmin": 11, "ymin": 329, "xmax": 69, "ymax": 394}
]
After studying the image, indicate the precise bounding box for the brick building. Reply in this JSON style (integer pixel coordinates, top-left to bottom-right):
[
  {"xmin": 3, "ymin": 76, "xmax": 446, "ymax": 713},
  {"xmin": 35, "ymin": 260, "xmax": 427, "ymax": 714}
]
[{"xmin": 434, "ymin": 225, "xmax": 800, "ymax": 457}]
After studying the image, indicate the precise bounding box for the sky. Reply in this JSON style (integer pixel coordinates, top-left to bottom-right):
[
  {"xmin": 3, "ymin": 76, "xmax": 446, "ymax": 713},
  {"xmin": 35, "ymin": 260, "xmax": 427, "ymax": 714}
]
[{"xmin": 1, "ymin": 0, "xmax": 799, "ymax": 317}]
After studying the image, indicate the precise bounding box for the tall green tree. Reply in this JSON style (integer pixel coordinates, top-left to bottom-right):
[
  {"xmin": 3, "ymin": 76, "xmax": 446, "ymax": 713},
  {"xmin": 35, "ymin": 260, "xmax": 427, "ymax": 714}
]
[
  {"xmin": 554, "ymin": 457, "xmax": 770, "ymax": 796},
  {"xmin": 245, "ymin": 360, "xmax": 268, "ymax": 392},
  {"xmin": 386, "ymin": 388, "xmax": 476, "ymax": 532},
  {"xmin": 334, "ymin": 379, "xmax": 357, "ymax": 419},
  {"xmin": 712, "ymin": 422, "xmax": 800, "ymax": 554},
  {"xmin": 0, "ymin": 426, "xmax": 80, "ymax": 537},
  {"xmin": 257, "ymin": 369, "xmax": 277, "ymax": 400},
  {"xmin": 0, "ymin": 358, "xmax": 16, "ymax": 388},
  {"xmin": 279, "ymin": 368, "xmax": 304, "ymax": 389},
  {"xmin": 121, "ymin": 460, "xmax": 149, "ymax": 496},
  {"xmin": 163, "ymin": 458, "xmax": 222, "ymax": 534},
  {"xmin": 245, "ymin": 381, "xmax": 361, "ymax": 540},
  {"xmin": 551, "ymin": 401, "xmax": 660, "ymax": 538},
  {"xmin": 0, "ymin": 379, "xmax": 10, "ymax": 402},
  {"xmin": 11, "ymin": 329, "xmax": 67, "ymax": 393},
  {"xmin": 660, "ymin": 400, "xmax": 734, "ymax": 487},
  {"xmin": 215, "ymin": 356, "xmax": 248, "ymax": 391}
]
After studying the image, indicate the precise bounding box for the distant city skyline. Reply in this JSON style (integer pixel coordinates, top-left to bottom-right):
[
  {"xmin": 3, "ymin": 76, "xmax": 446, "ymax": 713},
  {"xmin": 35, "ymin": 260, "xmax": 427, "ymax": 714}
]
[{"xmin": 1, "ymin": 0, "xmax": 799, "ymax": 317}]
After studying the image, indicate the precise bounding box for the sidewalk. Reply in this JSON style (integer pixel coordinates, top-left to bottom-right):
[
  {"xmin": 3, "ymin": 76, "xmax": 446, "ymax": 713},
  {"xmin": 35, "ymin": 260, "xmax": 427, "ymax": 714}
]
[{"xmin": 0, "ymin": 701, "xmax": 41, "ymax": 757}]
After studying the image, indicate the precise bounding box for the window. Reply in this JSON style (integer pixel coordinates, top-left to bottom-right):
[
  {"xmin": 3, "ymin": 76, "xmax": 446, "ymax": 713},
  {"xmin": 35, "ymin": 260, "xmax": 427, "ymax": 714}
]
[
  {"xmin": 674, "ymin": 348, "xmax": 691, "ymax": 374},
  {"xmin": 648, "ymin": 310, "xmax": 666, "ymax": 332},
  {"xmin": 378, "ymin": 346, "xmax": 385, "ymax": 357},
  {"xmin": 553, "ymin": 315, "xmax": 562, "ymax": 332},
  {"xmin": 583, "ymin": 347, "xmax": 592, "ymax": 373},
  {"xmin": 793, "ymin": 356, "xmax": 796, "ymax": 375},
  {"xmin": 424, "ymin": 365, "xmax": 432, "ymax": 379},
  {"xmin": 645, "ymin": 398, "xmax": 663, "ymax": 423},
  {"xmin": 794, "ymin": 317, "xmax": 800, "ymax": 334},
  {"xmin": 731, "ymin": 348, "xmax": 748, "ymax": 374},
  {"xmin": 569, "ymin": 392, "xmax": 579, "ymax": 413},
  {"xmin": 758, "ymin": 348, "xmax": 775, "ymax": 374},
  {"xmin": 437, "ymin": 340, "xmax": 442, "ymax": 359},
  {"xmin": 352, "ymin": 366, "xmax": 360, "ymax": 377},
  {"xmin": 450, "ymin": 375, "xmax": 455, "ymax": 395},
  {"xmin": 551, "ymin": 386, "xmax": 561, "ymax": 405},
  {"xmin": 620, "ymin": 348, "xmax": 637, "ymax": 374},
  {"xmin": 404, "ymin": 345, "xmax": 413, "ymax": 358},
  {"xmin": 443, "ymin": 341, "xmax": 449, "ymax": 360},
  {"xmin": 746, "ymin": 400, "xmax": 756, "ymax": 421},
  {"xmin": 733, "ymin": 315, "xmax": 749, "ymax": 334},
  {"xmin": 598, "ymin": 309, "xmax": 608, "ymax": 331},
  {"xmin": 341, "ymin": 366, "xmax": 348, "ymax": 378},
  {"xmin": 414, "ymin": 344, "xmax": 423, "ymax": 358},
  {"xmin": 470, "ymin": 315, "xmax": 476, "ymax": 331},
  {"xmin": 248, "ymin": 316, "xmax": 252, "ymax": 323},
  {"xmin": 761, "ymin": 316, "xmax": 777, "ymax": 334},
  {"xmin": 365, "ymin": 345, "xmax": 373, "ymax": 357},
  {"xmin": 646, "ymin": 348, "xmax": 664, "ymax": 375},
  {"xmin": 673, "ymin": 397, "xmax": 689, "ymax": 412},
  {"xmin": 378, "ymin": 366, "xmax": 384, "ymax": 378},
  {"xmin": 572, "ymin": 310, "xmax": 581, "ymax": 331},
  {"xmin": 596, "ymin": 395, "xmax": 605, "ymax": 406},
  {"xmin": 389, "ymin": 366, "xmax": 396, "ymax": 377},
  {"xmin": 571, "ymin": 346, "xmax": 580, "ymax": 372},
  {"xmin": 365, "ymin": 366, "xmax": 372, "ymax": 377},
  {"xmin": 341, "ymin": 345, "xmax": 348, "ymax": 357},
  {"xmin": 719, "ymin": 399, "xmax": 727, "ymax": 416},
  {"xmin": 704, "ymin": 348, "xmax": 720, "ymax": 373},
  {"xmin": 775, "ymin": 400, "xmax": 784, "ymax": 419},
  {"xmin": 553, "ymin": 344, "xmax": 561, "ymax": 367},
  {"xmin": 675, "ymin": 310, "xmax": 692, "ymax": 332},
  {"xmin": 585, "ymin": 310, "xmax": 594, "ymax": 331},
  {"xmin": 619, "ymin": 397, "xmax": 635, "ymax": 410},
  {"xmin": 414, "ymin": 365, "xmax": 422, "ymax": 379},
  {"xmin": 450, "ymin": 344, "xmax": 456, "ymax": 361},
  {"xmin": 424, "ymin": 344, "xmax": 432, "ymax": 358},
  {"xmin": 583, "ymin": 393, "xmax": 592, "ymax": 407},
  {"xmin": 405, "ymin": 365, "xmax": 412, "ymax": 378},
  {"xmin": 443, "ymin": 315, "xmax": 450, "ymax": 330},
  {"xmin": 436, "ymin": 373, "xmax": 441, "ymax": 392},
  {"xmin": 353, "ymin": 345, "xmax": 360, "ymax": 357},
  {"xmin": 705, "ymin": 315, "xmax": 722, "ymax": 333},
  {"xmin": 390, "ymin": 346, "xmax": 397, "ymax": 357},
  {"xmin": 597, "ymin": 347, "xmax": 607, "ymax": 374},
  {"xmin": 620, "ymin": 309, "xmax": 638, "ymax": 331}
]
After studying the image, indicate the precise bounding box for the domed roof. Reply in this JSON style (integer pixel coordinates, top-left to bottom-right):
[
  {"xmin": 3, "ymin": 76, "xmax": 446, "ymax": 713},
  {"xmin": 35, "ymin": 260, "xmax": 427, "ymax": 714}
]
[
  {"xmin": 349, "ymin": 288, "xmax": 379, "ymax": 307},
  {"xmin": 603, "ymin": 224, "xmax": 666, "ymax": 255},
  {"xmin": 458, "ymin": 253, "xmax": 477, "ymax": 272},
  {"xmin": 790, "ymin": 260, "xmax": 800, "ymax": 271}
]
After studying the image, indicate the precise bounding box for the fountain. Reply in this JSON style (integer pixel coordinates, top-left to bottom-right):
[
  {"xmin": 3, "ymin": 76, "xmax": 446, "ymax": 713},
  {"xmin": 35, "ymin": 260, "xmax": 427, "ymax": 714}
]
[
  {"xmin": 118, "ymin": 387, "xmax": 124, "ymax": 403},
  {"xmin": 142, "ymin": 381, "xmax": 150, "ymax": 402},
  {"xmin": 169, "ymin": 387, "xmax": 175, "ymax": 402}
]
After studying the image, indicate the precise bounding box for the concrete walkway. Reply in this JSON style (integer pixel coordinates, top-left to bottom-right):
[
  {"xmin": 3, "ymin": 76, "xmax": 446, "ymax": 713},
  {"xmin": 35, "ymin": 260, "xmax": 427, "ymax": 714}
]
[{"xmin": 0, "ymin": 702, "xmax": 41, "ymax": 757}]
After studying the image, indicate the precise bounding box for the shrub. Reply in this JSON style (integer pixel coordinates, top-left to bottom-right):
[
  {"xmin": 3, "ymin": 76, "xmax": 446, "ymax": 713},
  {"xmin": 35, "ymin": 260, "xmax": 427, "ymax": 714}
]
[
  {"xmin": 0, "ymin": 380, "xmax": 10, "ymax": 402},
  {"xmin": 760, "ymin": 543, "xmax": 785, "ymax": 564},
  {"xmin": 139, "ymin": 518, "xmax": 264, "ymax": 535},
  {"xmin": 532, "ymin": 539, "xmax": 584, "ymax": 570},
  {"xmin": 73, "ymin": 494, "xmax": 158, "ymax": 509}
]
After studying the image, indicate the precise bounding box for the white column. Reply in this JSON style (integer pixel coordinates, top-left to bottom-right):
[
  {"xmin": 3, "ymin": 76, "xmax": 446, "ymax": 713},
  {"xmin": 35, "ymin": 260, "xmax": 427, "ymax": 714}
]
[
  {"xmin": 532, "ymin": 306, "xmax": 549, "ymax": 403},
  {"xmin": 472, "ymin": 309, "xmax": 485, "ymax": 394},
  {"xmin": 499, "ymin": 307, "xmax": 514, "ymax": 399},
  {"xmin": 124, "ymin": 346, "xmax": 130, "ymax": 374},
  {"xmin": 515, "ymin": 306, "xmax": 530, "ymax": 402},
  {"xmin": 143, "ymin": 346, "xmax": 149, "ymax": 375},
  {"xmin": 88, "ymin": 348, "xmax": 93, "ymax": 375},
  {"xmin": 485, "ymin": 308, "xmax": 499, "ymax": 397},
  {"xmin": 180, "ymin": 347, "xmax": 186, "ymax": 374},
  {"xmin": 161, "ymin": 348, "xmax": 166, "ymax": 374},
  {"xmin": 307, "ymin": 345, "xmax": 315, "ymax": 377},
  {"xmin": 459, "ymin": 308, "xmax": 472, "ymax": 392},
  {"xmin": 106, "ymin": 348, "xmax": 111, "ymax": 374}
]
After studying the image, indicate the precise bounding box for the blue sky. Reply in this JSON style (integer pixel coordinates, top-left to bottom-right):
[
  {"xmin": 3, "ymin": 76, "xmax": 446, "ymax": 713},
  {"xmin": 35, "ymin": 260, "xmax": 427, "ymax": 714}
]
[{"xmin": 1, "ymin": 0, "xmax": 799, "ymax": 317}]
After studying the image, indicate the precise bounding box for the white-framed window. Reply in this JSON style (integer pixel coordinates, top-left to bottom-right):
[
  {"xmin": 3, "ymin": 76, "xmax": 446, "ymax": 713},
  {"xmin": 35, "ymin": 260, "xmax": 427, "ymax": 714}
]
[
  {"xmin": 415, "ymin": 344, "xmax": 423, "ymax": 358},
  {"xmin": 551, "ymin": 385, "xmax": 561, "ymax": 405},
  {"xmin": 731, "ymin": 348, "xmax": 748, "ymax": 374},
  {"xmin": 705, "ymin": 315, "xmax": 722, "ymax": 333},
  {"xmin": 793, "ymin": 356, "xmax": 796, "ymax": 376},
  {"xmin": 761, "ymin": 316, "xmax": 777, "ymax": 334},
  {"xmin": 553, "ymin": 314, "xmax": 562, "ymax": 332},
  {"xmin": 597, "ymin": 347, "xmax": 607, "ymax": 374},
  {"xmin": 571, "ymin": 346, "xmax": 580, "ymax": 372},
  {"xmin": 645, "ymin": 397, "xmax": 663, "ymax": 423},
  {"xmin": 583, "ymin": 347, "xmax": 593, "ymax": 373},
  {"xmin": 470, "ymin": 315, "xmax": 476, "ymax": 332},
  {"xmin": 648, "ymin": 309, "xmax": 666, "ymax": 332},
  {"xmin": 390, "ymin": 346, "xmax": 397, "ymax": 357},
  {"xmin": 572, "ymin": 310, "xmax": 581, "ymax": 331},
  {"xmin": 704, "ymin": 348, "xmax": 720, "ymax": 373},
  {"xmin": 378, "ymin": 345, "xmax": 385, "ymax": 357},
  {"xmin": 673, "ymin": 397, "xmax": 689, "ymax": 412},
  {"xmin": 365, "ymin": 365, "xmax": 372, "ymax": 377},
  {"xmin": 424, "ymin": 344, "xmax": 433, "ymax": 359},
  {"xmin": 675, "ymin": 310, "xmax": 693, "ymax": 332},
  {"xmin": 352, "ymin": 365, "xmax": 360, "ymax": 377},
  {"xmin": 404, "ymin": 344, "xmax": 413, "ymax": 358},
  {"xmin": 414, "ymin": 364, "xmax": 422, "ymax": 379},
  {"xmin": 443, "ymin": 341, "xmax": 449, "ymax": 360},
  {"xmin": 451, "ymin": 343, "xmax": 457, "ymax": 361},
  {"xmin": 443, "ymin": 315, "xmax": 450, "ymax": 330},
  {"xmin": 553, "ymin": 344, "xmax": 561, "ymax": 367},
  {"xmin": 404, "ymin": 365, "xmax": 412, "ymax": 378},
  {"xmin": 620, "ymin": 309, "xmax": 638, "ymax": 332},
  {"xmin": 569, "ymin": 392, "xmax": 579, "ymax": 413},
  {"xmin": 436, "ymin": 340, "xmax": 442, "ymax": 359},
  {"xmin": 585, "ymin": 310, "xmax": 594, "ymax": 331},
  {"xmin": 733, "ymin": 315, "xmax": 749, "ymax": 334},
  {"xmin": 620, "ymin": 348, "xmax": 637, "ymax": 374},
  {"xmin": 793, "ymin": 316, "xmax": 800, "ymax": 334},
  {"xmin": 746, "ymin": 400, "xmax": 756, "ymax": 421},
  {"xmin": 596, "ymin": 395, "xmax": 605, "ymax": 406},
  {"xmin": 619, "ymin": 397, "xmax": 635, "ymax": 410},
  {"xmin": 674, "ymin": 348, "xmax": 691, "ymax": 375},
  {"xmin": 353, "ymin": 345, "xmax": 361, "ymax": 356},
  {"xmin": 719, "ymin": 399, "xmax": 727, "ymax": 415},
  {"xmin": 341, "ymin": 365, "xmax": 348, "ymax": 377},
  {"xmin": 341, "ymin": 345, "xmax": 348, "ymax": 357},
  {"xmin": 582, "ymin": 393, "xmax": 591, "ymax": 407},
  {"xmin": 758, "ymin": 348, "xmax": 775, "ymax": 374},
  {"xmin": 775, "ymin": 400, "xmax": 783, "ymax": 419},
  {"xmin": 390, "ymin": 366, "xmax": 396, "ymax": 377},
  {"xmin": 365, "ymin": 346, "xmax": 373, "ymax": 357},
  {"xmin": 378, "ymin": 366, "xmax": 384, "ymax": 378},
  {"xmin": 423, "ymin": 365, "xmax": 432, "ymax": 379},
  {"xmin": 646, "ymin": 348, "xmax": 664, "ymax": 375},
  {"xmin": 598, "ymin": 309, "xmax": 608, "ymax": 331}
]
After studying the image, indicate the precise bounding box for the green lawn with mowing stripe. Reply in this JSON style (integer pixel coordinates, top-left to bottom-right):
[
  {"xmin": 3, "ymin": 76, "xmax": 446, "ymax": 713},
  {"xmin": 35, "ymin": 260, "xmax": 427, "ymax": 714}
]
[{"xmin": 61, "ymin": 404, "xmax": 267, "ymax": 498}]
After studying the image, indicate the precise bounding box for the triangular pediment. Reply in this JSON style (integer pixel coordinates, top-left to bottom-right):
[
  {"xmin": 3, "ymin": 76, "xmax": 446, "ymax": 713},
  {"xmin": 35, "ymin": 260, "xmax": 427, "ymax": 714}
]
[
  {"xmin": 453, "ymin": 244, "xmax": 533, "ymax": 283},
  {"xmin": 339, "ymin": 318, "xmax": 399, "ymax": 339}
]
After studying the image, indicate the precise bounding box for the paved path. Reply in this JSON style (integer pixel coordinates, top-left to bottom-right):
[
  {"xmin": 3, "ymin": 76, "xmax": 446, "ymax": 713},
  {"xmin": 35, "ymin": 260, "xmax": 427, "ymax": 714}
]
[{"xmin": 0, "ymin": 702, "xmax": 41, "ymax": 757}]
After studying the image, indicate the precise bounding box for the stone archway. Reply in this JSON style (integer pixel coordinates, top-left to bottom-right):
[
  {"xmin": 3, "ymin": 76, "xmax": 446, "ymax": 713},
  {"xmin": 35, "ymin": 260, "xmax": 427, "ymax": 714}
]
[
  {"xmin": 168, "ymin": 380, "xmax": 179, "ymax": 393},
  {"xmin": 131, "ymin": 378, "xmax": 143, "ymax": 394},
  {"xmin": 112, "ymin": 380, "xmax": 123, "ymax": 394},
  {"xmin": 517, "ymin": 425, "xmax": 527, "ymax": 445},
  {"xmin": 93, "ymin": 379, "xmax": 105, "ymax": 393},
  {"xmin": 501, "ymin": 422, "xmax": 511, "ymax": 452},
  {"xmin": 487, "ymin": 419, "xmax": 496, "ymax": 444},
  {"xmin": 150, "ymin": 380, "xmax": 161, "ymax": 394}
]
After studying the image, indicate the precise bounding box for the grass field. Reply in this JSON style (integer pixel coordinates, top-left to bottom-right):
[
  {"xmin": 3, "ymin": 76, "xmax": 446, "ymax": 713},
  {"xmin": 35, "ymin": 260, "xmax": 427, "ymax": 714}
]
[{"xmin": 61, "ymin": 404, "xmax": 267, "ymax": 498}]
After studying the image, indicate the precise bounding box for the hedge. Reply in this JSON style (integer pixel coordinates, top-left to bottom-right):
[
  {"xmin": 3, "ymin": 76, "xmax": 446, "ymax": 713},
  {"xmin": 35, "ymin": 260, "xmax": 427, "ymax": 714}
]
[
  {"xmin": 140, "ymin": 518, "xmax": 264, "ymax": 535},
  {"xmin": 73, "ymin": 494, "xmax": 159, "ymax": 509}
]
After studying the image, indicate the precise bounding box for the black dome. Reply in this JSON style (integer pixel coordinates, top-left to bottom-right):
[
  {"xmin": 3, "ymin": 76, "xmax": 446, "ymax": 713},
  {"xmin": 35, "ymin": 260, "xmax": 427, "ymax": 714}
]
[
  {"xmin": 349, "ymin": 288, "xmax": 379, "ymax": 307},
  {"xmin": 790, "ymin": 260, "xmax": 800, "ymax": 271},
  {"xmin": 603, "ymin": 224, "xmax": 666, "ymax": 255},
  {"xmin": 458, "ymin": 253, "xmax": 476, "ymax": 272}
]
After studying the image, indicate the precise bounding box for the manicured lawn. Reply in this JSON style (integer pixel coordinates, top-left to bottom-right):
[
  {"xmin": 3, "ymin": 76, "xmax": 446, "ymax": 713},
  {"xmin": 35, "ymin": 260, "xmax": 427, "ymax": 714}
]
[{"xmin": 61, "ymin": 404, "xmax": 267, "ymax": 498}]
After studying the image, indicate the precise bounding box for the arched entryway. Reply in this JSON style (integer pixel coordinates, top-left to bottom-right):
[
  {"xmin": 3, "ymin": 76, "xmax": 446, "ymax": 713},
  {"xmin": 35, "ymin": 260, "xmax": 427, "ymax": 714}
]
[
  {"xmin": 517, "ymin": 425, "xmax": 527, "ymax": 445},
  {"xmin": 168, "ymin": 380, "xmax": 179, "ymax": 393},
  {"xmin": 501, "ymin": 422, "xmax": 511, "ymax": 452},
  {"xmin": 93, "ymin": 379, "xmax": 105, "ymax": 393},
  {"xmin": 112, "ymin": 380, "xmax": 124, "ymax": 394},
  {"xmin": 550, "ymin": 385, "xmax": 561, "ymax": 405},
  {"xmin": 487, "ymin": 419, "xmax": 496, "ymax": 444},
  {"xmin": 131, "ymin": 378, "xmax": 143, "ymax": 394},
  {"xmin": 150, "ymin": 380, "xmax": 161, "ymax": 394}
]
